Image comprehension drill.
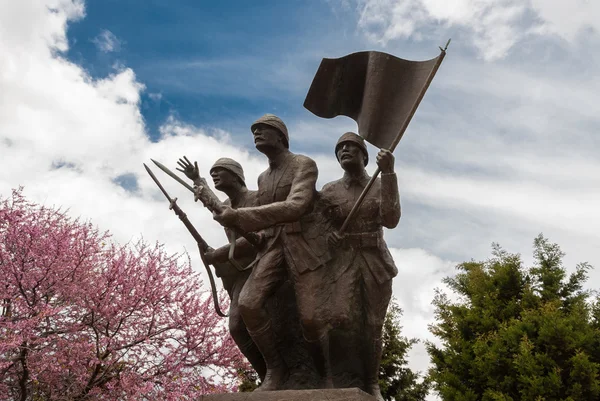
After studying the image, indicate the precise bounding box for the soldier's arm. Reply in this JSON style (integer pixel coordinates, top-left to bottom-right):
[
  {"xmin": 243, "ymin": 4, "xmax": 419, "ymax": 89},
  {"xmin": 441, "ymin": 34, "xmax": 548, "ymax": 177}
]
[
  {"xmin": 209, "ymin": 198, "xmax": 256, "ymax": 264},
  {"xmin": 236, "ymin": 157, "xmax": 318, "ymax": 232},
  {"xmin": 206, "ymin": 237, "xmax": 255, "ymax": 264},
  {"xmin": 379, "ymin": 173, "xmax": 401, "ymax": 229}
]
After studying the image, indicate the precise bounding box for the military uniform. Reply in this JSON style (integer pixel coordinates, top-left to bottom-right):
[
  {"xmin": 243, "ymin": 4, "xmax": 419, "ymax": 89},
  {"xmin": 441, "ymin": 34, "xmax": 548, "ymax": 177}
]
[
  {"xmin": 319, "ymin": 171, "xmax": 399, "ymax": 330},
  {"xmin": 204, "ymin": 158, "xmax": 267, "ymax": 380},
  {"xmin": 319, "ymin": 132, "xmax": 400, "ymax": 397},
  {"xmin": 212, "ymin": 114, "xmax": 332, "ymax": 390},
  {"xmin": 211, "ymin": 191, "xmax": 267, "ymax": 378},
  {"xmin": 235, "ymin": 150, "xmax": 331, "ymax": 335}
]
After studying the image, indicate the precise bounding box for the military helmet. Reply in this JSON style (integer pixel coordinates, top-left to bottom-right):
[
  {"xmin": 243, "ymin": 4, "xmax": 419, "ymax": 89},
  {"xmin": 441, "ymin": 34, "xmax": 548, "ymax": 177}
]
[
  {"xmin": 335, "ymin": 132, "xmax": 369, "ymax": 166},
  {"xmin": 210, "ymin": 157, "xmax": 246, "ymax": 186},
  {"xmin": 251, "ymin": 114, "xmax": 289, "ymax": 148}
]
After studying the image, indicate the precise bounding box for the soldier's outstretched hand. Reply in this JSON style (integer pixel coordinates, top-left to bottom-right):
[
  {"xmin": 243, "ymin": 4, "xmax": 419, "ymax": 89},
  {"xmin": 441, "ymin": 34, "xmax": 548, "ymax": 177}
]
[
  {"xmin": 176, "ymin": 156, "xmax": 200, "ymax": 181},
  {"xmin": 376, "ymin": 149, "xmax": 395, "ymax": 174},
  {"xmin": 213, "ymin": 205, "xmax": 238, "ymax": 228}
]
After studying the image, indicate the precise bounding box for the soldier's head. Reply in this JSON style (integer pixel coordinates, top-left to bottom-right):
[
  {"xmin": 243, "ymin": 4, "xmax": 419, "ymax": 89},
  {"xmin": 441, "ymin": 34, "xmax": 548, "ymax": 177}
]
[
  {"xmin": 210, "ymin": 158, "xmax": 246, "ymax": 193},
  {"xmin": 335, "ymin": 132, "xmax": 369, "ymax": 171},
  {"xmin": 251, "ymin": 114, "xmax": 289, "ymax": 154}
]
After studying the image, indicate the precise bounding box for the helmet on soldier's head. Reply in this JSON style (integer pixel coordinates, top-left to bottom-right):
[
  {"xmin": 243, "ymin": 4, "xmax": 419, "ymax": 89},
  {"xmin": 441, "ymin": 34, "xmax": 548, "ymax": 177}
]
[
  {"xmin": 210, "ymin": 157, "xmax": 246, "ymax": 186},
  {"xmin": 335, "ymin": 132, "xmax": 369, "ymax": 166},
  {"xmin": 251, "ymin": 114, "xmax": 289, "ymax": 148}
]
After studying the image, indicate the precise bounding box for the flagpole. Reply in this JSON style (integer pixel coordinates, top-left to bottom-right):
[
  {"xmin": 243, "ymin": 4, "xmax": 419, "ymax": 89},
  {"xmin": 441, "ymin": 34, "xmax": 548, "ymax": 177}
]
[{"xmin": 339, "ymin": 41, "xmax": 449, "ymax": 234}]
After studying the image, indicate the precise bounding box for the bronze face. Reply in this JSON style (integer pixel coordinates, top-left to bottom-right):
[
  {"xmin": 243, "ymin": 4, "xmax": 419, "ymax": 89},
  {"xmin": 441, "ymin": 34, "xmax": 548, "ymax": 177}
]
[
  {"xmin": 336, "ymin": 142, "xmax": 366, "ymax": 171},
  {"xmin": 210, "ymin": 167, "xmax": 238, "ymax": 191},
  {"xmin": 252, "ymin": 123, "xmax": 285, "ymax": 153}
]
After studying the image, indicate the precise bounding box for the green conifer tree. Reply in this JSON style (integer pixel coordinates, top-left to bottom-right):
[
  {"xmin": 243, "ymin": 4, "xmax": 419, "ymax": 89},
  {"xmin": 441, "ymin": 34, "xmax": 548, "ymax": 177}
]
[{"xmin": 427, "ymin": 234, "xmax": 600, "ymax": 400}]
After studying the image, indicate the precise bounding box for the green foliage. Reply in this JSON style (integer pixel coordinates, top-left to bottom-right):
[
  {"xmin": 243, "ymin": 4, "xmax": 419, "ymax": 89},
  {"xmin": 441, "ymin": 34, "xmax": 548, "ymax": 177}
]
[
  {"xmin": 427, "ymin": 234, "xmax": 600, "ymax": 400},
  {"xmin": 379, "ymin": 300, "xmax": 431, "ymax": 401}
]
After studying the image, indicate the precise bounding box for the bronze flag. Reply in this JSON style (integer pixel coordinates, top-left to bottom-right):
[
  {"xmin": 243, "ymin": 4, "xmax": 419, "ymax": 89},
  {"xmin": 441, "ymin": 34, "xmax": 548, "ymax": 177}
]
[{"xmin": 303, "ymin": 50, "xmax": 445, "ymax": 150}]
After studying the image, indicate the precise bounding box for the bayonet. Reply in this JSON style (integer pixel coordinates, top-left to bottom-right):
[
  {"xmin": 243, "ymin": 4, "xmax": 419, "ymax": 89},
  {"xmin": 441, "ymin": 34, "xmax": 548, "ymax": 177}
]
[
  {"xmin": 150, "ymin": 158, "xmax": 262, "ymax": 249},
  {"xmin": 152, "ymin": 158, "xmax": 223, "ymax": 213},
  {"xmin": 151, "ymin": 159, "xmax": 195, "ymax": 194}
]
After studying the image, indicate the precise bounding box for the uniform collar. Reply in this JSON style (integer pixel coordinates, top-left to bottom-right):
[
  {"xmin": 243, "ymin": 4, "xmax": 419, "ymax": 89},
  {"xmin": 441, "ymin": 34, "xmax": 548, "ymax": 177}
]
[{"xmin": 268, "ymin": 149, "xmax": 292, "ymax": 170}]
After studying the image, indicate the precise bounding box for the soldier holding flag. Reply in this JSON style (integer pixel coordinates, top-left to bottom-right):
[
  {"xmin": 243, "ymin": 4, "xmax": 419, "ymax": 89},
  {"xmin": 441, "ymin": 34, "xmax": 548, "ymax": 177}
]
[
  {"xmin": 319, "ymin": 133, "xmax": 399, "ymax": 400},
  {"xmin": 303, "ymin": 46, "xmax": 447, "ymax": 399}
]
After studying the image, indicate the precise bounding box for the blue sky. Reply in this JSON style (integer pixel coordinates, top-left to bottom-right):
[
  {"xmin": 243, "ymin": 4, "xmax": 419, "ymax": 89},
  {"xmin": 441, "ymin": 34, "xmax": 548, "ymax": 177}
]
[
  {"xmin": 67, "ymin": 0, "xmax": 361, "ymax": 141},
  {"xmin": 2, "ymin": 1, "xmax": 600, "ymax": 398}
]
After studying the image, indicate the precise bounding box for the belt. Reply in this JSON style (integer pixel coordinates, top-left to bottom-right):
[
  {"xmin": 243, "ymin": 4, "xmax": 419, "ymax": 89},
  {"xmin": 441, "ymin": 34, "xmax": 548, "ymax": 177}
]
[
  {"xmin": 262, "ymin": 221, "xmax": 303, "ymax": 237},
  {"xmin": 342, "ymin": 230, "xmax": 382, "ymax": 248}
]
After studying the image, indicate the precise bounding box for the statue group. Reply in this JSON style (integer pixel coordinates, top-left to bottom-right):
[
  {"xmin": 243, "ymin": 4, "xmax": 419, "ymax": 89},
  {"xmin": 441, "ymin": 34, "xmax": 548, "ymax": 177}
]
[
  {"xmin": 150, "ymin": 46, "xmax": 448, "ymax": 400},
  {"xmin": 175, "ymin": 114, "xmax": 401, "ymax": 401}
]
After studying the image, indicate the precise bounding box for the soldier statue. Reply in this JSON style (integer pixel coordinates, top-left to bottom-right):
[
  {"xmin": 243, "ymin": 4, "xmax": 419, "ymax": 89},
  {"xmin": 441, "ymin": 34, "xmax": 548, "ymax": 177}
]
[
  {"xmin": 176, "ymin": 157, "xmax": 267, "ymax": 380},
  {"xmin": 319, "ymin": 132, "xmax": 400, "ymax": 401},
  {"xmin": 211, "ymin": 114, "xmax": 332, "ymax": 391}
]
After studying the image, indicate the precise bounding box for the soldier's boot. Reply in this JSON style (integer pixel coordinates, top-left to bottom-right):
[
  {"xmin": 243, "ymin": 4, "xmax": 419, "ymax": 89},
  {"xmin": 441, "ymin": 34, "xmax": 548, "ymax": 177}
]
[
  {"xmin": 239, "ymin": 337, "xmax": 267, "ymax": 382},
  {"xmin": 249, "ymin": 321, "xmax": 288, "ymax": 391},
  {"xmin": 365, "ymin": 336, "xmax": 385, "ymax": 401},
  {"xmin": 306, "ymin": 333, "xmax": 334, "ymax": 388}
]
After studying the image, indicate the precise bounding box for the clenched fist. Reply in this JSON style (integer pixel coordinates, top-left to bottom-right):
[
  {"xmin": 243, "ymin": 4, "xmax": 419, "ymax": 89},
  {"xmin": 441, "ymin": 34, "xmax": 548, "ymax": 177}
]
[{"xmin": 376, "ymin": 149, "xmax": 394, "ymax": 174}]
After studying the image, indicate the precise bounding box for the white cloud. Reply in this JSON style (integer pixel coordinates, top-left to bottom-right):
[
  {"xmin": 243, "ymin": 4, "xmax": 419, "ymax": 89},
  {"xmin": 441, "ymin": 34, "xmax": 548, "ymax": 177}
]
[
  {"xmin": 390, "ymin": 247, "xmax": 455, "ymax": 335},
  {"xmin": 529, "ymin": 0, "xmax": 600, "ymax": 41},
  {"xmin": 92, "ymin": 29, "xmax": 122, "ymax": 52},
  {"xmin": 0, "ymin": 0, "xmax": 84, "ymax": 55},
  {"xmin": 352, "ymin": 0, "xmax": 600, "ymax": 60},
  {"xmin": 0, "ymin": 0, "xmax": 261, "ymax": 268},
  {"xmin": 355, "ymin": 0, "xmax": 530, "ymax": 60},
  {"xmin": 148, "ymin": 92, "xmax": 163, "ymax": 101}
]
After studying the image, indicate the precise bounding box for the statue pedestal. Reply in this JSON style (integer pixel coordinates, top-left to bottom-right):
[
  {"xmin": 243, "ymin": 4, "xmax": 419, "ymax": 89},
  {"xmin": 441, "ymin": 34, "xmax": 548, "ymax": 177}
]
[{"xmin": 200, "ymin": 388, "xmax": 375, "ymax": 401}]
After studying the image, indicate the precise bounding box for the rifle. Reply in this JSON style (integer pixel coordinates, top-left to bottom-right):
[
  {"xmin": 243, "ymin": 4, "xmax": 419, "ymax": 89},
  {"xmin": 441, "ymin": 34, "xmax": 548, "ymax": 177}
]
[{"xmin": 143, "ymin": 163, "xmax": 228, "ymax": 318}]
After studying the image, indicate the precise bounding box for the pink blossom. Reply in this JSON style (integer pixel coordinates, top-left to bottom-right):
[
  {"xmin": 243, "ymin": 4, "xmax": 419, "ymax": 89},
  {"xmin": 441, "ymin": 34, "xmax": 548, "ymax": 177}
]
[{"xmin": 1, "ymin": 189, "xmax": 248, "ymax": 400}]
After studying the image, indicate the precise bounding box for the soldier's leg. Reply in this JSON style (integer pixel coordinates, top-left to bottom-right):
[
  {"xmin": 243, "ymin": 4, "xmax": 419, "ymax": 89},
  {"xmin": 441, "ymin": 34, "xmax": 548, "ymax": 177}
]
[
  {"xmin": 229, "ymin": 272, "xmax": 266, "ymax": 381},
  {"xmin": 293, "ymin": 267, "xmax": 335, "ymax": 388},
  {"xmin": 329, "ymin": 263, "xmax": 362, "ymax": 331},
  {"xmin": 325, "ymin": 259, "xmax": 364, "ymax": 388},
  {"xmin": 238, "ymin": 245, "xmax": 287, "ymax": 391},
  {"xmin": 293, "ymin": 265, "xmax": 332, "ymax": 342},
  {"xmin": 238, "ymin": 246, "xmax": 285, "ymax": 330},
  {"xmin": 360, "ymin": 262, "xmax": 393, "ymax": 401}
]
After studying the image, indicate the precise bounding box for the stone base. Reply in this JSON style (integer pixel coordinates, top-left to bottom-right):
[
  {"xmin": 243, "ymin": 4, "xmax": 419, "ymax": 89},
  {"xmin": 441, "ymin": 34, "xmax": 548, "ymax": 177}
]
[{"xmin": 200, "ymin": 388, "xmax": 376, "ymax": 401}]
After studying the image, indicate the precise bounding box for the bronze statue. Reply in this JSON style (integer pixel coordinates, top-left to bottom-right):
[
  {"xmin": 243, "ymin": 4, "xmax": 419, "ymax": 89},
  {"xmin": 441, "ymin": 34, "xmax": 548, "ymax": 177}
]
[
  {"xmin": 178, "ymin": 155, "xmax": 327, "ymax": 390},
  {"xmin": 319, "ymin": 132, "xmax": 400, "ymax": 401},
  {"xmin": 211, "ymin": 114, "xmax": 331, "ymax": 391},
  {"xmin": 147, "ymin": 44, "xmax": 450, "ymax": 399},
  {"xmin": 176, "ymin": 157, "xmax": 267, "ymax": 380}
]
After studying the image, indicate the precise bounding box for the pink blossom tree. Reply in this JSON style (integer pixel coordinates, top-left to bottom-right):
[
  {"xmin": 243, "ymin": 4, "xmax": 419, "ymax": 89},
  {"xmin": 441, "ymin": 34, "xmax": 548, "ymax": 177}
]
[{"xmin": 0, "ymin": 189, "xmax": 247, "ymax": 401}]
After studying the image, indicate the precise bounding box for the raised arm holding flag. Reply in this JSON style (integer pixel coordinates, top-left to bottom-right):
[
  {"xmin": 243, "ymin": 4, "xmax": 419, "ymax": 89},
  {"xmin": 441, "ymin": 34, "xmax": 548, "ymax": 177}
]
[{"xmin": 304, "ymin": 41, "xmax": 449, "ymax": 232}]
